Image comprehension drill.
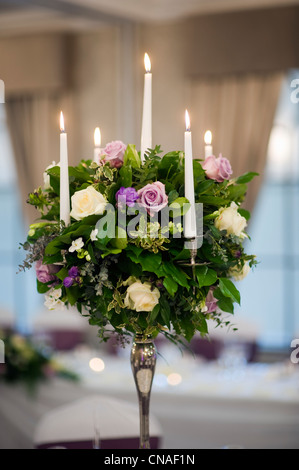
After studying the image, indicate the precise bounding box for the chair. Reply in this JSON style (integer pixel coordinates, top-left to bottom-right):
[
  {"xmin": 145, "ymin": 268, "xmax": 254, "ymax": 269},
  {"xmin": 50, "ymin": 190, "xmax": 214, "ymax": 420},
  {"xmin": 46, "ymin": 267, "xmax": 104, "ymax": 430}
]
[{"xmin": 34, "ymin": 395, "xmax": 162, "ymax": 449}]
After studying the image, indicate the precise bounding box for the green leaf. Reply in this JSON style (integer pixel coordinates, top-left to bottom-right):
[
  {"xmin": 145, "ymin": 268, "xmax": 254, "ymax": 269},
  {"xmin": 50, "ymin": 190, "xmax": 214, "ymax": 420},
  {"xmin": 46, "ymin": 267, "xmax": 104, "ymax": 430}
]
[
  {"xmin": 218, "ymin": 278, "xmax": 240, "ymax": 305},
  {"xmin": 192, "ymin": 160, "xmax": 206, "ymax": 180},
  {"xmin": 196, "ymin": 266, "xmax": 217, "ymax": 287},
  {"xmin": 55, "ymin": 267, "xmax": 68, "ymax": 281},
  {"xmin": 110, "ymin": 226, "xmax": 128, "ymax": 250},
  {"xmin": 226, "ymin": 184, "xmax": 247, "ymax": 201},
  {"xmin": 159, "ymin": 296, "xmax": 171, "ymax": 328},
  {"xmin": 198, "ymin": 195, "xmax": 230, "ymax": 206},
  {"xmin": 235, "ymin": 172, "xmax": 259, "ymax": 184},
  {"xmin": 158, "ymin": 153, "xmax": 180, "ymax": 179},
  {"xmin": 127, "ymin": 250, "xmax": 162, "ymax": 273},
  {"xmin": 169, "ymin": 197, "xmax": 190, "ymax": 217},
  {"xmin": 163, "ymin": 277, "xmax": 178, "ymax": 296},
  {"xmin": 123, "ymin": 144, "xmax": 141, "ymax": 168},
  {"xmin": 36, "ymin": 279, "xmax": 52, "ymax": 294},
  {"xmin": 149, "ymin": 303, "xmax": 160, "ymax": 323},
  {"xmin": 119, "ymin": 164, "xmax": 132, "ymax": 187},
  {"xmin": 162, "ymin": 261, "xmax": 189, "ymax": 288},
  {"xmin": 68, "ymin": 166, "xmax": 92, "ymax": 183},
  {"xmin": 66, "ymin": 286, "xmax": 80, "ymax": 306},
  {"xmin": 196, "ymin": 179, "xmax": 215, "ymax": 194},
  {"xmin": 43, "ymin": 252, "xmax": 63, "ymax": 265},
  {"xmin": 167, "ymin": 190, "xmax": 179, "ymax": 204},
  {"xmin": 213, "ymin": 287, "xmax": 234, "ymax": 314},
  {"xmin": 238, "ymin": 208, "xmax": 251, "ymax": 220},
  {"xmin": 180, "ymin": 317, "xmax": 195, "ymax": 342}
]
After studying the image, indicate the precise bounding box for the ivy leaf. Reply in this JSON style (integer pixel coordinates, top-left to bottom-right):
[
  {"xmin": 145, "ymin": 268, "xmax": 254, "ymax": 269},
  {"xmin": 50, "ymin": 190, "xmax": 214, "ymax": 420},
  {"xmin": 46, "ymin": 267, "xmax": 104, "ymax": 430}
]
[{"xmin": 218, "ymin": 278, "xmax": 240, "ymax": 305}]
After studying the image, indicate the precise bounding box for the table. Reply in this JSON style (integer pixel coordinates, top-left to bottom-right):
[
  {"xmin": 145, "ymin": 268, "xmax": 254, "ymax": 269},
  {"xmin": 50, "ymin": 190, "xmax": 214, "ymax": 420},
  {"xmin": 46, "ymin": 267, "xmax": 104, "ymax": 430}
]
[{"xmin": 0, "ymin": 345, "xmax": 298, "ymax": 449}]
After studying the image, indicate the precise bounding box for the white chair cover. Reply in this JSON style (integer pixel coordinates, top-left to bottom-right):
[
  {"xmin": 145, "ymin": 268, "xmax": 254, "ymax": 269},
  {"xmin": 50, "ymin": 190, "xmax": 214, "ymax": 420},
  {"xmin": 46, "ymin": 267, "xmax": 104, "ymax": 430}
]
[{"xmin": 34, "ymin": 395, "xmax": 162, "ymax": 449}]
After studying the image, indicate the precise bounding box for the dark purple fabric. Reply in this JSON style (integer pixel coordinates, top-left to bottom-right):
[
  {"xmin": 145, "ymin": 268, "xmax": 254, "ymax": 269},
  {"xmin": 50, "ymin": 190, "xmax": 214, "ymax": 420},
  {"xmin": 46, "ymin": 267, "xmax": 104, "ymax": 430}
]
[
  {"xmin": 36, "ymin": 437, "xmax": 160, "ymax": 449},
  {"xmin": 36, "ymin": 330, "xmax": 84, "ymax": 351}
]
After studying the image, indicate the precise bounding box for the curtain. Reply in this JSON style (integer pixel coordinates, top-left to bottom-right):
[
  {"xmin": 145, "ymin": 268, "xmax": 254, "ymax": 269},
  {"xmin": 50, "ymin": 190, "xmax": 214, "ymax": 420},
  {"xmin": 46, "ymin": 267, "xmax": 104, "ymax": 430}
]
[
  {"xmin": 5, "ymin": 92, "xmax": 78, "ymax": 223},
  {"xmin": 190, "ymin": 72, "xmax": 284, "ymax": 212}
]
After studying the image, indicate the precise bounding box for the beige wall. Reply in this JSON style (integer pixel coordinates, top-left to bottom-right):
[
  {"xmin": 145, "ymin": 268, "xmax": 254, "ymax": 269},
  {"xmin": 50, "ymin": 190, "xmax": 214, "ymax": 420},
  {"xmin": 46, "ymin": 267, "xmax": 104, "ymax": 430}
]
[
  {"xmin": 70, "ymin": 19, "xmax": 192, "ymax": 161},
  {"xmin": 1, "ymin": 5, "xmax": 298, "ymax": 164}
]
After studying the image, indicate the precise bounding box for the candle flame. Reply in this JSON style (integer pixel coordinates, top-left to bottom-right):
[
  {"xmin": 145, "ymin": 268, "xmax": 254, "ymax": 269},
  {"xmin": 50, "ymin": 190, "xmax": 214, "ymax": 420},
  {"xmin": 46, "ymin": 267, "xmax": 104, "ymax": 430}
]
[
  {"xmin": 204, "ymin": 130, "xmax": 212, "ymax": 145},
  {"xmin": 185, "ymin": 110, "xmax": 191, "ymax": 132},
  {"xmin": 144, "ymin": 53, "xmax": 151, "ymax": 73},
  {"xmin": 94, "ymin": 127, "xmax": 101, "ymax": 147},
  {"xmin": 60, "ymin": 111, "xmax": 65, "ymax": 132}
]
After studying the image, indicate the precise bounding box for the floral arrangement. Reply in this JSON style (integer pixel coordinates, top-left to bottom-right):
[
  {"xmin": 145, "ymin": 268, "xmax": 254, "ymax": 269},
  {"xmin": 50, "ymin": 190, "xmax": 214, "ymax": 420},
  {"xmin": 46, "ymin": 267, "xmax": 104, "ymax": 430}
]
[
  {"xmin": 20, "ymin": 142, "xmax": 257, "ymax": 346},
  {"xmin": 0, "ymin": 331, "xmax": 79, "ymax": 392}
]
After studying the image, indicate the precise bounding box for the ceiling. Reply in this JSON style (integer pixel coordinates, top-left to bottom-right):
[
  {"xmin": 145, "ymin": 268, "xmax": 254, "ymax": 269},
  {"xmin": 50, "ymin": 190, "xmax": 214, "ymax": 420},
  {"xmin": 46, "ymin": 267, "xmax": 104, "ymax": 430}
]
[{"xmin": 0, "ymin": 0, "xmax": 298, "ymax": 36}]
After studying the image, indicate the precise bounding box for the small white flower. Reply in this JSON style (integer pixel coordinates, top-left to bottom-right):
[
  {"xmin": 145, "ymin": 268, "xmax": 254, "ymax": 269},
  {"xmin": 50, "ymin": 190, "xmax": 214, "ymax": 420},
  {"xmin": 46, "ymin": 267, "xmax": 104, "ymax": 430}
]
[
  {"xmin": 90, "ymin": 228, "xmax": 98, "ymax": 241},
  {"xmin": 44, "ymin": 288, "xmax": 64, "ymax": 310},
  {"xmin": 51, "ymin": 288, "xmax": 62, "ymax": 300},
  {"xmin": 69, "ymin": 237, "xmax": 84, "ymax": 253}
]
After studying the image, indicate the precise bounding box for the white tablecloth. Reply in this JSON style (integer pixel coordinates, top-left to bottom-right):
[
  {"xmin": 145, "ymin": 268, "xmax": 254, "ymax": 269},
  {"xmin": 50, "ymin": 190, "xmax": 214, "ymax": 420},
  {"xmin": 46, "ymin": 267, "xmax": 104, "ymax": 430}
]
[{"xmin": 0, "ymin": 345, "xmax": 298, "ymax": 449}]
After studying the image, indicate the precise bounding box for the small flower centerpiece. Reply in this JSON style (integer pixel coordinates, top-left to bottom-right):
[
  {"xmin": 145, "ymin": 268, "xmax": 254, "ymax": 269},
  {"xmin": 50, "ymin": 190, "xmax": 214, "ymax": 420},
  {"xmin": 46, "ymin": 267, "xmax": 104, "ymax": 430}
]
[
  {"xmin": 20, "ymin": 141, "xmax": 257, "ymax": 346},
  {"xmin": 0, "ymin": 331, "xmax": 79, "ymax": 394}
]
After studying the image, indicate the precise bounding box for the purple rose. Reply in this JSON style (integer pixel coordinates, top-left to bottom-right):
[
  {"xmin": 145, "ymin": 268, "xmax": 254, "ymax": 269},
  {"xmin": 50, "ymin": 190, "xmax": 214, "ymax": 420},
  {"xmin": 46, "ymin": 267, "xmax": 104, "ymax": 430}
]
[
  {"xmin": 35, "ymin": 260, "xmax": 60, "ymax": 284},
  {"xmin": 202, "ymin": 154, "xmax": 232, "ymax": 183},
  {"xmin": 116, "ymin": 186, "xmax": 139, "ymax": 208},
  {"xmin": 137, "ymin": 181, "xmax": 168, "ymax": 216},
  {"xmin": 99, "ymin": 141, "xmax": 126, "ymax": 168},
  {"xmin": 63, "ymin": 276, "xmax": 74, "ymax": 288},
  {"xmin": 205, "ymin": 287, "xmax": 218, "ymax": 314},
  {"xmin": 68, "ymin": 266, "xmax": 79, "ymax": 278}
]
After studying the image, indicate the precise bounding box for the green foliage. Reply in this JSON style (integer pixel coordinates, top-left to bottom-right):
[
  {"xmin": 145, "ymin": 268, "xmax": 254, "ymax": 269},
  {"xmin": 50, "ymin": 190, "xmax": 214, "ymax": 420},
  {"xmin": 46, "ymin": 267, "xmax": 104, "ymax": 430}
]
[{"xmin": 21, "ymin": 146, "xmax": 258, "ymax": 347}]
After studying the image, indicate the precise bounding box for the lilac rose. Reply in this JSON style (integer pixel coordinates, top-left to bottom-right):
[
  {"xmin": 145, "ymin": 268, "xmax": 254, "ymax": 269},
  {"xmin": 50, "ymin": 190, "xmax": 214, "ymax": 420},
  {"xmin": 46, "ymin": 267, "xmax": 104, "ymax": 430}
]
[
  {"xmin": 99, "ymin": 140, "xmax": 126, "ymax": 168},
  {"xmin": 137, "ymin": 181, "xmax": 168, "ymax": 216},
  {"xmin": 205, "ymin": 287, "xmax": 218, "ymax": 314},
  {"xmin": 35, "ymin": 260, "xmax": 60, "ymax": 284},
  {"xmin": 202, "ymin": 154, "xmax": 232, "ymax": 183}
]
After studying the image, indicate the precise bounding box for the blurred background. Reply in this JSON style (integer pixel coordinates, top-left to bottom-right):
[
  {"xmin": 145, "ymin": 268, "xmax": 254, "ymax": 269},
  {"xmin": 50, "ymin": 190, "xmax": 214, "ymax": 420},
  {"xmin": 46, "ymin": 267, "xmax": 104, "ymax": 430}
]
[{"xmin": 0, "ymin": 0, "xmax": 299, "ymax": 450}]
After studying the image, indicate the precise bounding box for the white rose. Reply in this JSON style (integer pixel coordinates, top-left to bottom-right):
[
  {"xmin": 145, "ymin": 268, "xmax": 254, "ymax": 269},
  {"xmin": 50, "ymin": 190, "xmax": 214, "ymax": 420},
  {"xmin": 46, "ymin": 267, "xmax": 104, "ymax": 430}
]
[
  {"xmin": 228, "ymin": 262, "xmax": 250, "ymax": 281},
  {"xmin": 215, "ymin": 202, "xmax": 247, "ymax": 237},
  {"xmin": 124, "ymin": 281, "xmax": 160, "ymax": 312},
  {"xmin": 70, "ymin": 186, "xmax": 107, "ymax": 221}
]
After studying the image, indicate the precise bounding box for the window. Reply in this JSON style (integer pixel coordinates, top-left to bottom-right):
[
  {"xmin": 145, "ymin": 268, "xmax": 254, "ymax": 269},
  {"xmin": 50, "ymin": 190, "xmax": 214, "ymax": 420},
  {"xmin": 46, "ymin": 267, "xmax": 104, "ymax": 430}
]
[
  {"xmin": 0, "ymin": 105, "xmax": 41, "ymax": 333},
  {"xmin": 237, "ymin": 71, "xmax": 299, "ymax": 350}
]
